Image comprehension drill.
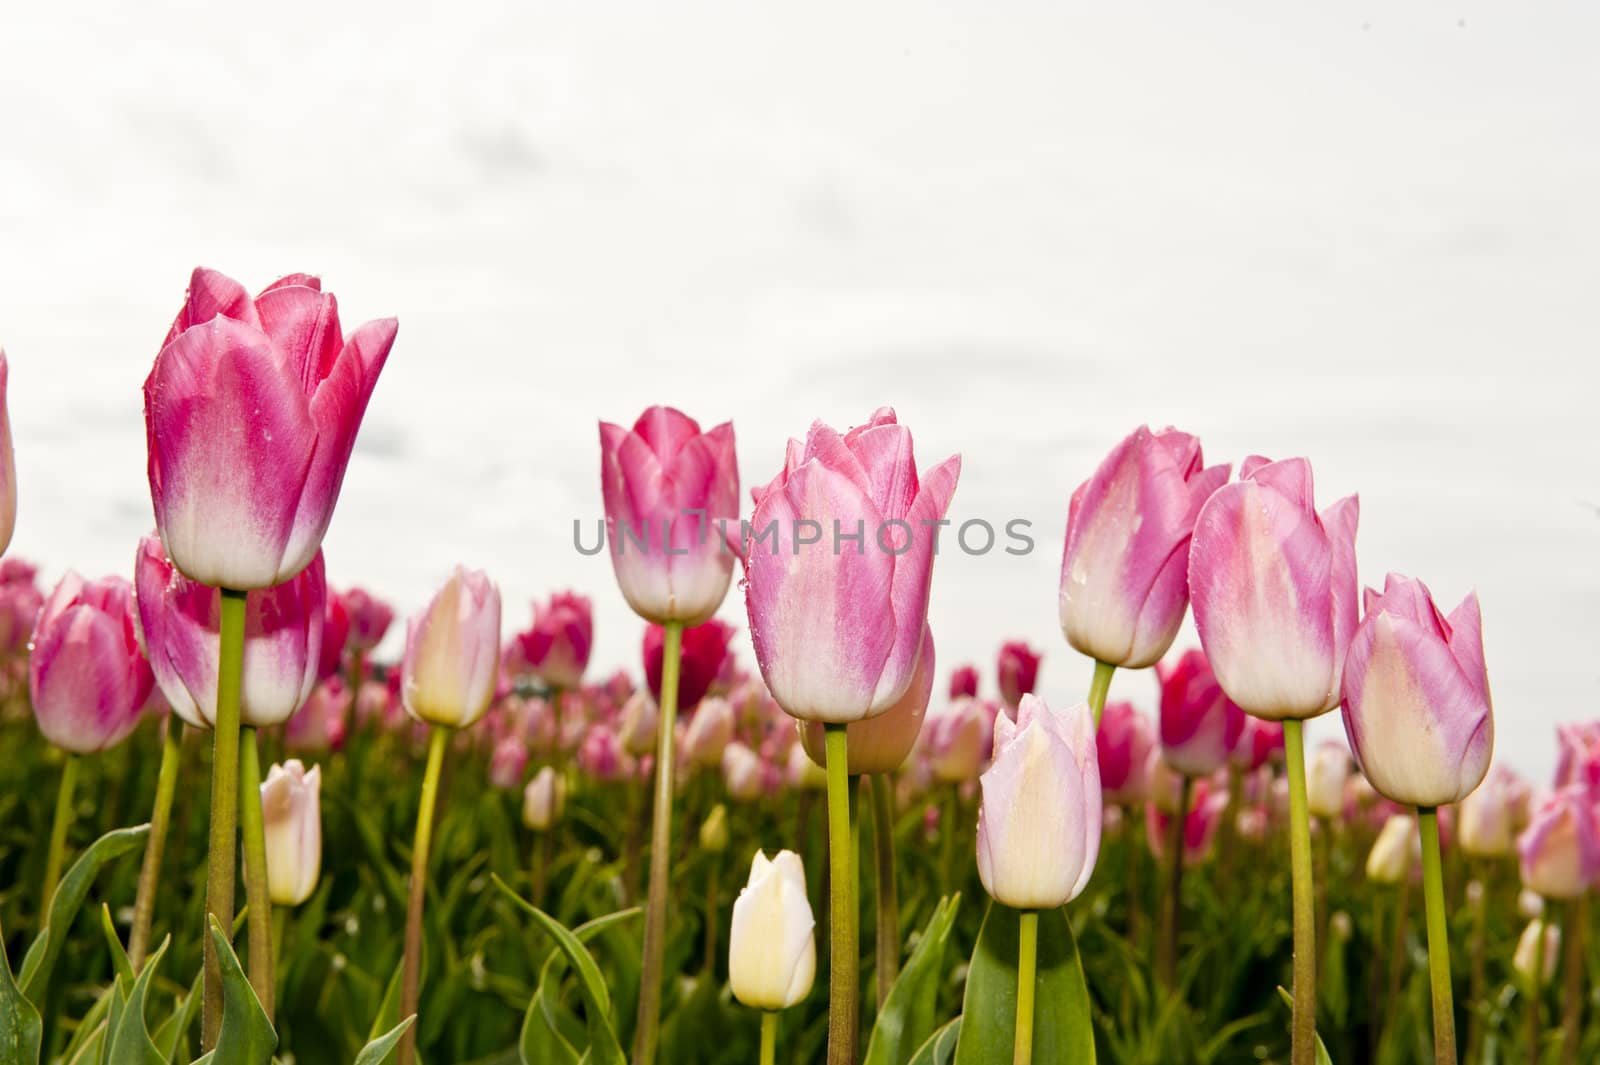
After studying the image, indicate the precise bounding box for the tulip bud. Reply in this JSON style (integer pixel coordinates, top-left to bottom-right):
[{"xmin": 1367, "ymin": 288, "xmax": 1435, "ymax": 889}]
[
  {"xmin": 924, "ymin": 697, "xmax": 991, "ymax": 783},
  {"xmin": 1458, "ymin": 768, "xmax": 1526, "ymax": 859},
  {"xmin": 29, "ymin": 573, "xmax": 154, "ymax": 753},
  {"xmin": 1230, "ymin": 717, "xmax": 1285, "ymax": 772},
  {"xmin": 723, "ymin": 742, "xmax": 768, "ymax": 802},
  {"xmin": 1517, "ymin": 787, "xmax": 1600, "ymax": 900},
  {"xmin": 729, "ymin": 850, "xmax": 816, "ymax": 1011},
  {"xmin": 800, "ymin": 624, "xmax": 935, "ymax": 776},
  {"xmin": 948, "ymin": 664, "xmax": 979, "ymax": 700},
  {"xmin": 489, "ymin": 736, "xmax": 529, "ymax": 790},
  {"xmin": 1157, "ymin": 649, "xmax": 1245, "ymax": 778},
  {"xmin": 1518, "ymin": 888, "xmax": 1545, "ymax": 920},
  {"xmin": 617, "ymin": 691, "xmax": 659, "ymax": 757},
  {"xmin": 786, "ymin": 742, "xmax": 828, "ymax": 791},
  {"xmin": 286, "ymin": 678, "xmax": 351, "ymax": 752},
  {"xmin": 1553, "ymin": 721, "xmax": 1600, "ymax": 793},
  {"xmin": 1189, "ymin": 456, "xmax": 1359, "ymax": 720},
  {"xmin": 976, "ymin": 695, "xmax": 1101, "ymax": 909},
  {"xmin": 996, "ymin": 640, "xmax": 1041, "ymax": 709},
  {"xmin": 523, "ymin": 766, "xmax": 565, "ymax": 830},
  {"xmin": 1514, "ymin": 919, "xmax": 1560, "ymax": 988},
  {"xmin": 744, "ymin": 408, "xmax": 960, "ymax": 723},
  {"xmin": 700, "ymin": 804, "xmax": 729, "ymax": 853},
  {"xmin": 343, "ymin": 587, "xmax": 395, "ymax": 652},
  {"xmin": 516, "ymin": 591, "xmax": 593, "ymax": 690},
  {"xmin": 260, "ymin": 760, "xmax": 321, "ymax": 906},
  {"xmin": 0, "ymin": 353, "xmax": 15, "ymax": 557},
  {"xmin": 401, "ymin": 567, "xmax": 502, "ymax": 730},
  {"xmin": 681, "ymin": 696, "xmax": 736, "ymax": 769},
  {"xmin": 1096, "ymin": 701, "xmax": 1155, "ymax": 806},
  {"xmin": 1340, "ymin": 574, "xmax": 1493, "ymax": 806},
  {"xmin": 644, "ymin": 618, "xmax": 734, "ymax": 712},
  {"xmin": 577, "ymin": 724, "xmax": 632, "ymax": 782},
  {"xmin": 1306, "ymin": 743, "xmax": 1352, "ymax": 821},
  {"xmin": 1145, "ymin": 777, "xmax": 1230, "ymax": 865},
  {"xmin": 1366, "ymin": 814, "xmax": 1417, "ymax": 884},
  {"xmin": 0, "ymin": 567, "xmax": 44, "ymax": 659},
  {"xmin": 318, "ymin": 590, "xmax": 351, "ymax": 681}
]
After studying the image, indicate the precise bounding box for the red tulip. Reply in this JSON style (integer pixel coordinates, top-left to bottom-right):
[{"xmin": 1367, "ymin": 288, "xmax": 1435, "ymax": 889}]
[
  {"xmin": 516, "ymin": 591, "xmax": 593, "ymax": 690},
  {"xmin": 29, "ymin": 573, "xmax": 154, "ymax": 753},
  {"xmin": 1157, "ymin": 649, "xmax": 1245, "ymax": 778},
  {"xmin": 996, "ymin": 640, "xmax": 1041, "ymax": 709},
  {"xmin": 318, "ymin": 589, "xmax": 351, "ymax": 681},
  {"xmin": 948, "ymin": 663, "xmax": 980, "ymax": 700},
  {"xmin": 644, "ymin": 617, "xmax": 733, "ymax": 711}
]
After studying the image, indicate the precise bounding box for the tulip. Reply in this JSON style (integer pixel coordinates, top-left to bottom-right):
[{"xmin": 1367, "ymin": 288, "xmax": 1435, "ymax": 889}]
[
  {"xmin": 523, "ymin": 766, "xmax": 566, "ymax": 830},
  {"xmin": 1518, "ymin": 787, "xmax": 1600, "ymax": 900},
  {"xmin": 1145, "ymin": 777, "xmax": 1230, "ymax": 865},
  {"xmin": 799, "ymin": 623, "xmax": 934, "ymax": 776},
  {"xmin": 1231, "ymin": 718, "xmax": 1285, "ymax": 772},
  {"xmin": 786, "ymin": 742, "xmax": 828, "ymax": 790},
  {"xmin": 1514, "ymin": 919, "xmax": 1561, "ymax": 987},
  {"xmin": 1341, "ymin": 574, "xmax": 1493, "ymax": 807},
  {"xmin": 489, "ymin": 736, "xmax": 529, "ymax": 790},
  {"xmin": 723, "ymin": 742, "xmax": 769, "ymax": 802},
  {"xmin": 644, "ymin": 617, "xmax": 733, "ymax": 712},
  {"xmin": 924, "ymin": 697, "xmax": 992, "ymax": 783},
  {"xmin": 343, "ymin": 587, "xmax": 395, "ymax": 652},
  {"xmin": 401, "ymin": 567, "xmax": 502, "ymax": 730},
  {"xmin": 286, "ymin": 677, "xmax": 351, "ymax": 752},
  {"xmin": 134, "ymin": 534, "xmax": 325, "ymax": 730},
  {"xmin": 744, "ymin": 407, "xmax": 959, "ymax": 724},
  {"xmin": 1059, "ymin": 426, "xmax": 1229, "ymax": 680},
  {"xmin": 1367, "ymin": 814, "xmax": 1417, "ymax": 884},
  {"xmin": 730, "ymin": 850, "xmax": 816, "ymax": 1011},
  {"xmin": 1097, "ymin": 701, "xmax": 1156, "ymax": 806},
  {"xmin": 682, "ymin": 696, "xmax": 736, "ymax": 768},
  {"xmin": 949, "ymin": 663, "xmax": 979, "ymax": 700},
  {"xmin": 1553, "ymin": 721, "xmax": 1600, "ymax": 794},
  {"xmin": 318, "ymin": 589, "xmax": 351, "ymax": 681},
  {"xmin": 617, "ymin": 690, "xmax": 660, "ymax": 757},
  {"xmin": 699, "ymin": 804, "xmax": 730, "ymax": 853},
  {"xmin": 0, "ymin": 352, "xmax": 15, "ymax": 557},
  {"xmin": 260, "ymin": 760, "xmax": 321, "ymax": 906},
  {"xmin": 0, "ymin": 567, "xmax": 43, "ymax": 658},
  {"xmin": 143, "ymin": 268, "xmax": 395, "ymax": 590},
  {"xmin": 1459, "ymin": 768, "xmax": 1527, "ymax": 859},
  {"xmin": 1306, "ymin": 743, "xmax": 1352, "ymax": 821},
  {"xmin": 578, "ymin": 724, "xmax": 633, "ymax": 782},
  {"xmin": 29, "ymin": 573, "xmax": 154, "ymax": 754},
  {"xmin": 1157, "ymin": 649, "xmax": 1245, "ymax": 778},
  {"xmin": 996, "ymin": 640, "xmax": 1041, "ymax": 710},
  {"xmin": 976, "ymin": 694, "xmax": 1101, "ymax": 910},
  {"xmin": 516, "ymin": 591, "xmax": 593, "ymax": 691}
]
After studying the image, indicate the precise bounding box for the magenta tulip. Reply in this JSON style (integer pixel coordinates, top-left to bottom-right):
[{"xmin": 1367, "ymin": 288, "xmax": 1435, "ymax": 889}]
[
  {"xmin": 401, "ymin": 567, "xmax": 502, "ymax": 730},
  {"xmin": 1554, "ymin": 721, "xmax": 1600, "ymax": 794},
  {"xmin": 644, "ymin": 617, "xmax": 733, "ymax": 711},
  {"xmin": 948, "ymin": 663, "xmax": 979, "ymax": 700},
  {"xmin": 143, "ymin": 268, "xmax": 395, "ymax": 590},
  {"xmin": 996, "ymin": 640, "xmax": 1041, "ymax": 709},
  {"xmin": 29, "ymin": 573, "xmax": 154, "ymax": 753},
  {"xmin": 1340, "ymin": 573, "xmax": 1492, "ymax": 806},
  {"xmin": 1517, "ymin": 787, "xmax": 1600, "ymax": 899},
  {"xmin": 1096, "ymin": 701, "xmax": 1157, "ymax": 806},
  {"xmin": 318, "ymin": 589, "xmax": 351, "ymax": 681},
  {"xmin": 1059, "ymin": 426, "xmax": 1229, "ymax": 669},
  {"xmin": 1145, "ymin": 777, "xmax": 1230, "ymax": 864},
  {"xmin": 343, "ymin": 587, "xmax": 394, "ymax": 652},
  {"xmin": 1230, "ymin": 717, "xmax": 1285, "ymax": 772},
  {"xmin": 1189, "ymin": 455, "xmax": 1359, "ymax": 719},
  {"xmin": 516, "ymin": 591, "xmax": 593, "ymax": 690},
  {"xmin": 1157, "ymin": 648, "xmax": 1245, "ymax": 778}
]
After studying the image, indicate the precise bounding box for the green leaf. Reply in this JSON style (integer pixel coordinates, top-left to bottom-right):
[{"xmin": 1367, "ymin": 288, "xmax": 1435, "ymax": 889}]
[
  {"xmin": 18, "ymin": 824, "xmax": 150, "ymax": 1001},
  {"xmin": 100, "ymin": 904, "xmax": 136, "ymax": 987},
  {"xmin": 0, "ymin": 928, "xmax": 42, "ymax": 1065},
  {"xmin": 865, "ymin": 894, "xmax": 961, "ymax": 1065},
  {"xmin": 953, "ymin": 903, "xmax": 1095, "ymax": 1065},
  {"xmin": 207, "ymin": 916, "xmax": 277, "ymax": 1065},
  {"xmin": 354, "ymin": 1017, "xmax": 416, "ymax": 1065},
  {"xmin": 518, "ymin": 910, "xmax": 639, "ymax": 1065},
  {"xmin": 907, "ymin": 1018, "xmax": 961, "ymax": 1065},
  {"xmin": 102, "ymin": 936, "xmax": 169, "ymax": 1065},
  {"xmin": 1275, "ymin": 987, "xmax": 1335, "ymax": 1065},
  {"xmin": 152, "ymin": 968, "xmax": 202, "ymax": 1064},
  {"xmin": 489, "ymin": 875, "xmax": 626, "ymax": 1065}
]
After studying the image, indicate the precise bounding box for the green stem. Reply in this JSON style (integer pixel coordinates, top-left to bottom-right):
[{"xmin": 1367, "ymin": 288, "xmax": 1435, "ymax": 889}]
[
  {"xmin": 399, "ymin": 726, "xmax": 450, "ymax": 1065},
  {"xmin": 1559, "ymin": 894, "xmax": 1587, "ymax": 1065},
  {"xmin": 940, "ymin": 784, "xmax": 959, "ymax": 895},
  {"xmin": 870, "ymin": 774, "xmax": 900, "ymax": 1010},
  {"xmin": 825, "ymin": 725, "xmax": 859, "ymax": 1065},
  {"xmin": 129, "ymin": 720, "xmax": 182, "ymax": 971},
  {"xmin": 1417, "ymin": 808, "xmax": 1456, "ymax": 1065},
  {"xmin": 239, "ymin": 727, "xmax": 274, "ymax": 1020},
  {"xmin": 271, "ymin": 905, "xmax": 288, "ymax": 1011},
  {"xmin": 1526, "ymin": 908, "xmax": 1546, "ymax": 1056},
  {"xmin": 202, "ymin": 587, "xmax": 247, "ymax": 1051},
  {"xmin": 1158, "ymin": 776, "xmax": 1192, "ymax": 989},
  {"xmin": 1283, "ymin": 719, "xmax": 1317, "ymax": 1065},
  {"xmin": 760, "ymin": 1010, "xmax": 779, "ymax": 1065},
  {"xmin": 632, "ymin": 621, "xmax": 682, "ymax": 1065},
  {"xmin": 704, "ymin": 859, "xmax": 721, "ymax": 978},
  {"xmin": 1014, "ymin": 910, "xmax": 1039, "ymax": 1065},
  {"xmin": 41, "ymin": 753, "xmax": 80, "ymax": 923},
  {"xmin": 1086, "ymin": 660, "xmax": 1115, "ymax": 728},
  {"xmin": 1465, "ymin": 871, "xmax": 1487, "ymax": 1065}
]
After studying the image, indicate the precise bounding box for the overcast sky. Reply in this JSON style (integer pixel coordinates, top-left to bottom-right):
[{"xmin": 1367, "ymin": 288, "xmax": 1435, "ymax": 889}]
[{"xmin": 2, "ymin": 3, "xmax": 1594, "ymax": 780}]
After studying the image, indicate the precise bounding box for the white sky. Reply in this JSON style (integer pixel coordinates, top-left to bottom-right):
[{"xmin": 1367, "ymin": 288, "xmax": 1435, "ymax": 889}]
[{"xmin": 2, "ymin": 3, "xmax": 1595, "ymax": 780}]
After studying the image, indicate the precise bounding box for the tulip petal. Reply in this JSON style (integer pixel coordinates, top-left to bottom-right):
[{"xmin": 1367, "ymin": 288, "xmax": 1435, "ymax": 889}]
[
  {"xmin": 632, "ymin": 406, "xmax": 703, "ymax": 465},
  {"xmin": 254, "ymin": 283, "xmax": 343, "ymax": 390},
  {"xmin": 162, "ymin": 266, "xmax": 258, "ymax": 349}
]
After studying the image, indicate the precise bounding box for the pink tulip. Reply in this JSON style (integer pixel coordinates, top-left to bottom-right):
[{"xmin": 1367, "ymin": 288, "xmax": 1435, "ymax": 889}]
[
  {"xmin": 1340, "ymin": 573, "xmax": 1493, "ymax": 806},
  {"xmin": 744, "ymin": 407, "xmax": 960, "ymax": 723},
  {"xmin": 722, "ymin": 741, "xmax": 771, "ymax": 801},
  {"xmin": 976, "ymin": 695, "xmax": 1101, "ymax": 909},
  {"xmin": 286, "ymin": 677, "xmax": 351, "ymax": 752},
  {"xmin": 786, "ymin": 741, "xmax": 829, "ymax": 790},
  {"xmin": 577, "ymin": 723, "xmax": 633, "ymax": 781},
  {"xmin": 1096, "ymin": 701, "xmax": 1156, "ymax": 806},
  {"xmin": 1517, "ymin": 787, "xmax": 1600, "ymax": 899},
  {"xmin": 617, "ymin": 690, "xmax": 660, "ymax": 757},
  {"xmin": 599, "ymin": 406, "xmax": 739, "ymax": 625},
  {"xmin": 318, "ymin": 589, "xmax": 351, "ymax": 681},
  {"xmin": 516, "ymin": 591, "xmax": 593, "ymax": 690},
  {"xmin": 1230, "ymin": 717, "xmax": 1285, "ymax": 772},
  {"xmin": 0, "ymin": 353, "xmax": 15, "ymax": 556},
  {"xmin": 800, "ymin": 623, "xmax": 935, "ymax": 776},
  {"xmin": 343, "ymin": 587, "xmax": 394, "ymax": 652},
  {"xmin": 523, "ymin": 766, "xmax": 566, "ymax": 830},
  {"xmin": 1189, "ymin": 456, "xmax": 1359, "ymax": 719},
  {"xmin": 260, "ymin": 759, "xmax": 322, "ymax": 906},
  {"xmin": 1554, "ymin": 721, "xmax": 1600, "ymax": 795},
  {"xmin": 134, "ymin": 534, "xmax": 324, "ymax": 729},
  {"xmin": 924, "ymin": 697, "xmax": 992, "ymax": 783},
  {"xmin": 1367, "ymin": 813, "xmax": 1419, "ymax": 884},
  {"xmin": 948, "ymin": 664, "xmax": 979, "ymax": 700},
  {"xmin": 644, "ymin": 617, "xmax": 733, "ymax": 711},
  {"xmin": 0, "ymin": 569, "xmax": 43, "ymax": 657},
  {"xmin": 29, "ymin": 573, "xmax": 154, "ymax": 753},
  {"xmin": 1306, "ymin": 742, "xmax": 1352, "ymax": 820},
  {"xmin": 1156, "ymin": 649, "xmax": 1245, "ymax": 778},
  {"xmin": 143, "ymin": 268, "xmax": 395, "ymax": 590},
  {"xmin": 401, "ymin": 567, "xmax": 502, "ymax": 730},
  {"xmin": 489, "ymin": 735, "xmax": 529, "ymax": 790},
  {"xmin": 1459, "ymin": 767, "xmax": 1529, "ymax": 859},
  {"xmin": 1145, "ymin": 777, "xmax": 1230, "ymax": 865},
  {"xmin": 1059, "ymin": 426, "xmax": 1229, "ymax": 669},
  {"xmin": 681, "ymin": 696, "xmax": 736, "ymax": 768}
]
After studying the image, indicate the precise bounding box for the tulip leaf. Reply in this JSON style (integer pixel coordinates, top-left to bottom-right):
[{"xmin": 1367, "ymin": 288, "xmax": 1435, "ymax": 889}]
[
  {"xmin": 519, "ymin": 909, "xmax": 639, "ymax": 1065},
  {"xmin": 102, "ymin": 936, "xmax": 169, "ymax": 1065},
  {"xmin": 100, "ymin": 903, "xmax": 137, "ymax": 986},
  {"xmin": 206, "ymin": 916, "xmax": 277, "ymax": 1065},
  {"xmin": 953, "ymin": 902, "xmax": 1095, "ymax": 1065},
  {"xmin": 865, "ymin": 894, "xmax": 961, "ymax": 1065},
  {"xmin": 152, "ymin": 968, "xmax": 202, "ymax": 1064},
  {"xmin": 353, "ymin": 1016, "xmax": 416, "ymax": 1065},
  {"xmin": 18, "ymin": 824, "xmax": 150, "ymax": 1001},
  {"xmin": 0, "ymin": 927, "xmax": 42, "ymax": 1065},
  {"xmin": 1274, "ymin": 987, "xmax": 1334, "ymax": 1065},
  {"xmin": 906, "ymin": 1018, "xmax": 961, "ymax": 1065}
]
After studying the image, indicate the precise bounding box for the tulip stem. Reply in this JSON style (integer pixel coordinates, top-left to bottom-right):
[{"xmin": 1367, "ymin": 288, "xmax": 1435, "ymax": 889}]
[
  {"xmin": 239, "ymin": 727, "xmax": 274, "ymax": 1020},
  {"xmin": 1559, "ymin": 894, "xmax": 1587, "ymax": 1065},
  {"xmin": 1014, "ymin": 909, "xmax": 1039, "ymax": 1065},
  {"xmin": 1158, "ymin": 776, "xmax": 1192, "ymax": 989},
  {"xmin": 1465, "ymin": 872, "xmax": 1487, "ymax": 1064},
  {"xmin": 825, "ymin": 725, "xmax": 859, "ymax": 1065},
  {"xmin": 1417, "ymin": 808, "xmax": 1456, "ymax": 1065},
  {"xmin": 202, "ymin": 587, "xmax": 247, "ymax": 1051},
  {"xmin": 1086, "ymin": 660, "xmax": 1115, "ymax": 728},
  {"xmin": 1525, "ymin": 910, "xmax": 1546, "ymax": 1056},
  {"xmin": 869, "ymin": 774, "xmax": 900, "ymax": 1010},
  {"xmin": 632, "ymin": 620, "xmax": 683, "ymax": 1065},
  {"xmin": 1282, "ymin": 719, "xmax": 1318, "ymax": 1065},
  {"xmin": 399, "ymin": 726, "xmax": 450, "ymax": 1065},
  {"xmin": 129, "ymin": 719, "xmax": 182, "ymax": 971},
  {"xmin": 41, "ymin": 753, "xmax": 80, "ymax": 923},
  {"xmin": 760, "ymin": 1011, "xmax": 779, "ymax": 1065},
  {"xmin": 1125, "ymin": 807, "xmax": 1142, "ymax": 948},
  {"xmin": 704, "ymin": 858, "xmax": 721, "ymax": 978}
]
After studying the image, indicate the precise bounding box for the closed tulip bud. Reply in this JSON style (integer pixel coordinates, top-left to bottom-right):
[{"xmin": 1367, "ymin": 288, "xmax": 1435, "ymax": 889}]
[
  {"xmin": 1157, "ymin": 649, "xmax": 1245, "ymax": 778},
  {"xmin": 522, "ymin": 766, "xmax": 565, "ymax": 830},
  {"xmin": 1330, "ymin": 911, "xmax": 1353, "ymax": 943},
  {"xmin": 1552, "ymin": 721, "xmax": 1600, "ymax": 794},
  {"xmin": 0, "ymin": 353, "xmax": 14, "ymax": 557},
  {"xmin": 143, "ymin": 269, "xmax": 395, "ymax": 590},
  {"xmin": 1341, "ymin": 574, "xmax": 1493, "ymax": 806},
  {"xmin": 682, "ymin": 696, "xmax": 736, "ymax": 768},
  {"xmin": 1514, "ymin": 919, "xmax": 1560, "ymax": 988},
  {"xmin": 29, "ymin": 573, "xmax": 154, "ymax": 753},
  {"xmin": 700, "ymin": 804, "xmax": 730, "ymax": 853},
  {"xmin": 1458, "ymin": 768, "xmax": 1526, "ymax": 859},
  {"xmin": 1230, "ymin": 717, "xmax": 1285, "ymax": 772},
  {"xmin": 1366, "ymin": 814, "xmax": 1417, "ymax": 884},
  {"xmin": 617, "ymin": 690, "xmax": 659, "ymax": 757},
  {"xmin": 318, "ymin": 590, "xmax": 351, "ymax": 681},
  {"xmin": 577, "ymin": 724, "xmax": 632, "ymax": 782},
  {"xmin": 489, "ymin": 736, "xmax": 529, "ymax": 790},
  {"xmin": 1189, "ymin": 456, "xmax": 1359, "ymax": 720},
  {"xmin": 1059, "ymin": 426, "xmax": 1230, "ymax": 669},
  {"xmin": 644, "ymin": 618, "xmax": 733, "ymax": 711},
  {"xmin": 925, "ymin": 697, "xmax": 991, "ymax": 783},
  {"xmin": 260, "ymin": 760, "xmax": 321, "ymax": 906},
  {"xmin": 0, "ymin": 571, "xmax": 45, "ymax": 658},
  {"xmin": 1518, "ymin": 889, "xmax": 1545, "ymax": 919},
  {"xmin": 745, "ymin": 407, "xmax": 960, "ymax": 723},
  {"xmin": 948, "ymin": 664, "xmax": 980, "ymax": 700},
  {"xmin": 134, "ymin": 535, "xmax": 324, "ymax": 730},
  {"xmin": 402, "ymin": 567, "xmax": 501, "ymax": 730},
  {"xmin": 1517, "ymin": 787, "xmax": 1600, "ymax": 899},
  {"xmin": 1145, "ymin": 777, "xmax": 1230, "ymax": 865},
  {"xmin": 343, "ymin": 587, "xmax": 394, "ymax": 652},
  {"xmin": 1306, "ymin": 743, "xmax": 1352, "ymax": 821},
  {"xmin": 976, "ymin": 695, "xmax": 1101, "ymax": 910},
  {"xmin": 996, "ymin": 640, "xmax": 1041, "ymax": 709},
  {"xmin": 729, "ymin": 850, "xmax": 816, "ymax": 1011},
  {"xmin": 1236, "ymin": 805, "xmax": 1269, "ymax": 843},
  {"xmin": 723, "ymin": 742, "xmax": 768, "ymax": 801},
  {"xmin": 800, "ymin": 623, "xmax": 935, "ymax": 776},
  {"xmin": 1096, "ymin": 701, "xmax": 1156, "ymax": 806},
  {"xmin": 286, "ymin": 678, "xmax": 351, "ymax": 752},
  {"xmin": 786, "ymin": 742, "xmax": 828, "ymax": 790},
  {"xmin": 516, "ymin": 591, "xmax": 593, "ymax": 690}
]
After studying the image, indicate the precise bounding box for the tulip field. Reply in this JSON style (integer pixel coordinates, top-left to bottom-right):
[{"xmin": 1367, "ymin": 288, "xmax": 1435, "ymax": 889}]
[{"xmin": 2, "ymin": 270, "xmax": 1599, "ymax": 1065}]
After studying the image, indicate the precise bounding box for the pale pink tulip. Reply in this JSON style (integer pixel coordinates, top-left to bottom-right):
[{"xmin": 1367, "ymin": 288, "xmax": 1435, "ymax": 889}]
[
  {"xmin": 799, "ymin": 623, "xmax": 934, "ymax": 776},
  {"xmin": 1517, "ymin": 787, "xmax": 1600, "ymax": 899},
  {"xmin": 261, "ymin": 759, "xmax": 321, "ymax": 906},
  {"xmin": 401, "ymin": 567, "xmax": 502, "ymax": 730}
]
